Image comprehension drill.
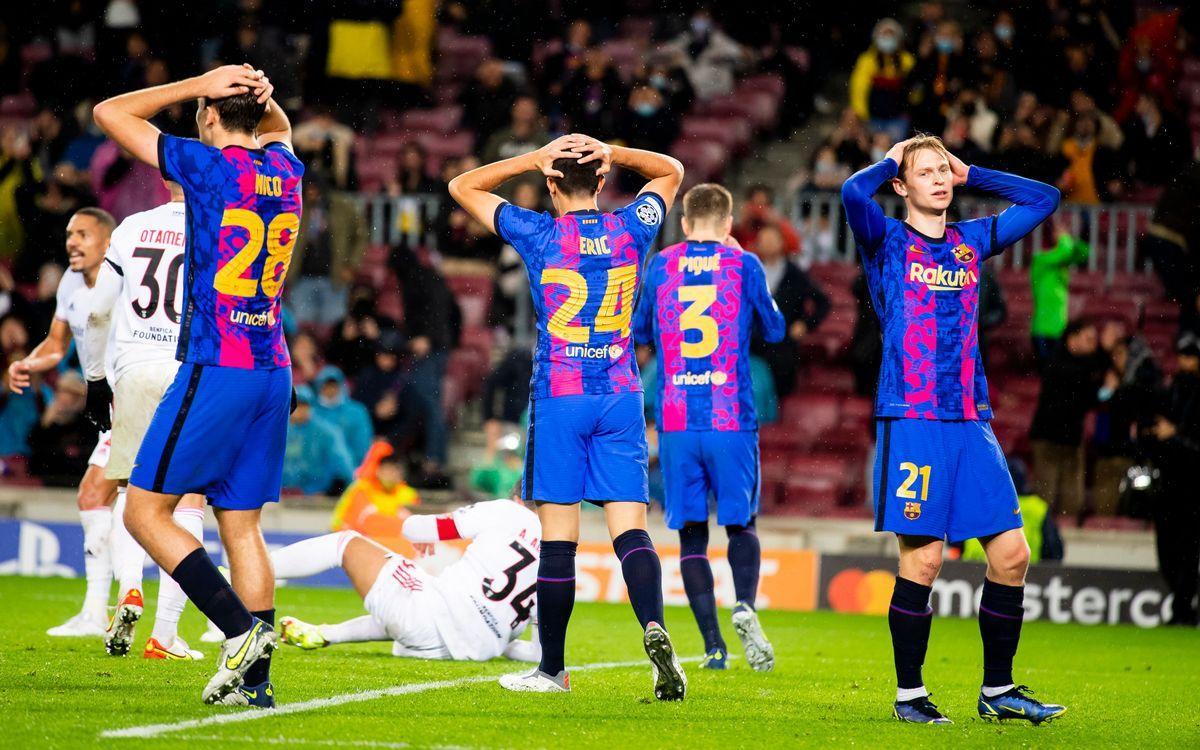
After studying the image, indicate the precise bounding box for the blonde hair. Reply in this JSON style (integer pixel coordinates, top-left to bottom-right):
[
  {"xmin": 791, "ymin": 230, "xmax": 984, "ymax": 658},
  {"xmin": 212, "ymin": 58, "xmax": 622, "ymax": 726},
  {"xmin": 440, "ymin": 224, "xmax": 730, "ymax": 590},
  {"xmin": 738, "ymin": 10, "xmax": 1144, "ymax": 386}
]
[
  {"xmin": 682, "ymin": 183, "xmax": 733, "ymax": 223},
  {"xmin": 897, "ymin": 133, "xmax": 950, "ymax": 181}
]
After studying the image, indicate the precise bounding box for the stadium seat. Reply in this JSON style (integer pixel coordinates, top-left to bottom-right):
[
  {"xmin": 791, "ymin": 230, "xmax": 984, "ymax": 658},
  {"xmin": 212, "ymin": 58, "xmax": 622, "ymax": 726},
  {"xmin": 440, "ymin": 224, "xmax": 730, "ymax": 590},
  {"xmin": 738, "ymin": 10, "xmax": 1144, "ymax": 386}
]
[
  {"xmin": 739, "ymin": 74, "xmax": 786, "ymax": 101},
  {"xmin": 781, "ymin": 393, "xmax": 842, "ymax": 449},
  {"xmin": 680, "ymin": 117, "xmax": 753, "ymax": 155},
  {"xmin": 670, "ymin": 139, "xmax": 728, "ymax": 183},
  {"xmin": 399, "ymin": 106, "xmax": 463, "ymax": 134}
]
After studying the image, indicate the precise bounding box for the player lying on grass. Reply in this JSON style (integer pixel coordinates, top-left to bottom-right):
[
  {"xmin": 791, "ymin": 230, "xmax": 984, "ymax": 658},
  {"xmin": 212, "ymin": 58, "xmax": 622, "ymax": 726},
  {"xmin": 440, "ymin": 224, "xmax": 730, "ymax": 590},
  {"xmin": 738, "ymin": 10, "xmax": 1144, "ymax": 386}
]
[
  {"xmin": 449, "ymin": 134, "xmax": 687, "ymax": 700},
  {"xmin": 842, "ymin": 134, "xmax": 1066, "ymax": 725},
  {"xmin": 272, "ymin": 499, "xmax": 541, "ymax": 663},
  {"xmin": 93, "ymin": 63, "xmax": 300, "ymax": 708},
  {"xmin": 80, "ymin": 180, "xmax": 213, "ymax": 661},
  {"xmin": 8, "ymin": 207, "xmax": 120, "ymax": 638},
  {"xmin": 632, "ymin": 183, "xmax": 784, "ymax": 672}
]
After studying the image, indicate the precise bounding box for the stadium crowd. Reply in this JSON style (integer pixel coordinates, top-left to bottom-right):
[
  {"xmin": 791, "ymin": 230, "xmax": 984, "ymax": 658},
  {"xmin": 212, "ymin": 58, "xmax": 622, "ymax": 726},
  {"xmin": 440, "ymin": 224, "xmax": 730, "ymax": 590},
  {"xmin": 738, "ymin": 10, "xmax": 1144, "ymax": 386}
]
[{"xmin": 0, "ymin": 2, "xmax": 1196, "ymax": 563}]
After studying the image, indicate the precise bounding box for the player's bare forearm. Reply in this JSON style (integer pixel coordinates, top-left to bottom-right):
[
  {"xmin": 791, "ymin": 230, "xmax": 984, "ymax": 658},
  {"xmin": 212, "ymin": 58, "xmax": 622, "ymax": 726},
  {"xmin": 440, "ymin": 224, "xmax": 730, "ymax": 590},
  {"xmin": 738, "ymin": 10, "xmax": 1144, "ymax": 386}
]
[
  {"xmin": 257, "ymin": 98, "xmax": 292, "ymax": 148},
  {"xmin": 447, "ymin": 151, "xmax": 538, "ymax": 233},
  {"xmin": 610, "ymin": 145, "xmax": 684, "ymax": 208}
]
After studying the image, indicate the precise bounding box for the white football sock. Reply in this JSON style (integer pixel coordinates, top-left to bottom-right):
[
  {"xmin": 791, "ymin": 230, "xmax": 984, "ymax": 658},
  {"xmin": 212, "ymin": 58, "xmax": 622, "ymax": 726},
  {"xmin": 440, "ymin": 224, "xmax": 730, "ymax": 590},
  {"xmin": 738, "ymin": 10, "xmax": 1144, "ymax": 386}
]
[
  {"xmin": 320, "ymin": 615, "xmax": 389, "ymax": 644},
  {"xmin": 896, "ymin": 685, "xmax": 929, "ymax": 702},
  {"xmin": 151, "ymin": 506, "xmax": 205, "ymax": 645},
  {"xmin": 270, "ymin": 531, "xmax": 358, "ymax": 579},
  {"xmin": 981, "ymin": 683, "xmax": 1014, "ymax": 698},
  {"xmin": 80, "ymin": 508, "xmax": 113, "ymax": 622},
  {"xmin": 109, "ymin": 489, "xmax": 147, "ymax": 596}
]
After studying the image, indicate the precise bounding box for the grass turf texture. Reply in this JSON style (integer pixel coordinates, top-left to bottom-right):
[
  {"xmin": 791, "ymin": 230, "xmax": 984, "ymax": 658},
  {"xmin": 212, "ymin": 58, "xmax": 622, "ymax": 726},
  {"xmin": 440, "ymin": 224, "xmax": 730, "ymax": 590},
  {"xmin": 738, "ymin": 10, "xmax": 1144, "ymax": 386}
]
[{"xmin": 2, "ymin": 576, "xmax": 1197, "ymax": 749}]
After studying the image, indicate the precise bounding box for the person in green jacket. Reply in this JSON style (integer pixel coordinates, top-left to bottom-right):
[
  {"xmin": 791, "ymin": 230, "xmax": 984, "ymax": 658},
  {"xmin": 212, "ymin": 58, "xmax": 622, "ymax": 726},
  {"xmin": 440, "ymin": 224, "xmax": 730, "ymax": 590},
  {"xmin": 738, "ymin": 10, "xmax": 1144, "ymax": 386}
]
[{"xmin": 1030, "ymin": 217, "xmax": 1090, "ymax": 366}]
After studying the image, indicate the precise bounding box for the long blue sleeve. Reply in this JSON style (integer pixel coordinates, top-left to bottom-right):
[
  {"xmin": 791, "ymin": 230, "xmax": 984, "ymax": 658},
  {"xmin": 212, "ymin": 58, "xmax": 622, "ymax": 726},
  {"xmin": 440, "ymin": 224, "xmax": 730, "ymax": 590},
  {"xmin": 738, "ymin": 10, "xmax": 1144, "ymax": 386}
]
[
  {"xmin": 966, "ymin": 165, "xmax": 1060, "ymax": 255},
  {"xmin": 841, "ymin": 159, "xmax": 897, "ymax": 253},
  {"xmin": 746, "ymin": 255, "xmax": 786, "ymax": 343}
]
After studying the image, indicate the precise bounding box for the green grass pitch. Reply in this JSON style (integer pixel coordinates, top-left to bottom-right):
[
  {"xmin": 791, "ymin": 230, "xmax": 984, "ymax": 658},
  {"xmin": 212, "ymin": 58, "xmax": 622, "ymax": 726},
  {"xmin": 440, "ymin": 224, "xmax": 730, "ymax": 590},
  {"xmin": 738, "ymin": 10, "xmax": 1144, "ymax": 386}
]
[{"xmin": 2, "ymin": 576, "xmax": 1198, "ymax": 749}]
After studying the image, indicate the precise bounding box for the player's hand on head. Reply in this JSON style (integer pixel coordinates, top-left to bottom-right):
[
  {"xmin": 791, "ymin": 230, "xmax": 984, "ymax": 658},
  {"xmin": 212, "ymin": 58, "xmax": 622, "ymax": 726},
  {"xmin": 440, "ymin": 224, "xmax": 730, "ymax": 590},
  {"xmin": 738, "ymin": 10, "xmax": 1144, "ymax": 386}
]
[
  {"xmin": 573, "ymin": 137, "xmax": 613, "ymax": 176},
  {"xmin": 946, "ymin": 149, "xmax": 970, "ymax": 186},
  {"xmin": 884, "ymin": 137, "xmax": 915, "ymax": 166},
  {"xmin": 241, "ymin": 63, "xmax": 273, "ymax": 104},
  {"xmin": 199, "ymin": 64, "xmax": 267, "ymax": 100},
  {"xmin": 534, "ymin": 134, "xmax": 586, "ymax": 178}
]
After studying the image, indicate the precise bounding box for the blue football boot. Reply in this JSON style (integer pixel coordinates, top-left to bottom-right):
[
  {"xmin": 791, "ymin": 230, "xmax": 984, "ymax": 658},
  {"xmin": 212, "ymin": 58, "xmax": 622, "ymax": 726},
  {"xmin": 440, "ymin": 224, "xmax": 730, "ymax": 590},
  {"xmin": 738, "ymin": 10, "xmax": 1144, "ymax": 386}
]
[
  {"xmin": 978, "ymin": 685, "xmax": 1066, "ymax": 724},
  {"xmin": 219, "ymin": 681, "xmax": 276, "ymax": 708},
  {"xmin": 893, "ymin": 694, "xmax": 952, "ymax": 724},
  {"xmin": 700, "ymin": 647, "xmax": 728, "ymax": 670}
]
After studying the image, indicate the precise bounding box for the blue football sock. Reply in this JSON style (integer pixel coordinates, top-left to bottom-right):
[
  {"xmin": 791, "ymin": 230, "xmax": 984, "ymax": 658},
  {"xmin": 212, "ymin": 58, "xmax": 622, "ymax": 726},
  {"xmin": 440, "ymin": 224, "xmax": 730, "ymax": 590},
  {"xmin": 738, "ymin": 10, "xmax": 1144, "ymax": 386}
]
[
  {"xmin": 536, "ymin": 540, "xmax": 577, "ymax": 675},
  {"xmin": 169, "ymin": 547, "xmax": 253, "ymax": 638},
  {"xmin": 679, "ymin": 523, "xmax": 725, "ymax": 653},
  {"xmin": 889, "ymin": 576, "xmax": 933, "ymax": 691},
  {"xmin": 979, "ymin": 579, "xmax": 1024, "ymax": 688},
  {"xmin": 245, "ymin": 608, "xmax": 275, "ymax": 685},
  {"xmin": 613, "ymin": 529, "xmax": 664, "ymax": 630},
  {"xmin": 725, "ymin": 518, "xmax": 761, "ymax": 608}
]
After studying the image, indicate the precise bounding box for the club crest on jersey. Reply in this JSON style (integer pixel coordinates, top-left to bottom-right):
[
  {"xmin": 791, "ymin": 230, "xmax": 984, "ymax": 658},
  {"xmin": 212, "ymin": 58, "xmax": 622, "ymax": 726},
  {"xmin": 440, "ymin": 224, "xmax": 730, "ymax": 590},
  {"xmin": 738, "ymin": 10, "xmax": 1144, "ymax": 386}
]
[
  {"xmin": 908, "ymin": 261, "xmax": 978, "ymax": 292},
  {"xmin": 952, "ymin": 243, "xmax": 976, "ymax": 264},
  {"xmin": 678, "ymin": 255, "xmax": 720, "ymax": 275},
  {"xmin": 635, "ymin": 201, "xmax": 661, "ymax": 226},
  {"xmin": 904, "ymin": 502, "xmax": 922, "ymax": 520}
]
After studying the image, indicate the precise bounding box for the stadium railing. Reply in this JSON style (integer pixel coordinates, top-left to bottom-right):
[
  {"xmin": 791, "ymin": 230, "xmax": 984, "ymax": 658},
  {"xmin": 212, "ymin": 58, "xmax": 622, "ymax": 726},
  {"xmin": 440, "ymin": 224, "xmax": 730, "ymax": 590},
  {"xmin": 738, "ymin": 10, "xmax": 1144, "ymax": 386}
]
[{"xmin": 791, "ymin": 190, "xmax": 1156, "ymax": 282}]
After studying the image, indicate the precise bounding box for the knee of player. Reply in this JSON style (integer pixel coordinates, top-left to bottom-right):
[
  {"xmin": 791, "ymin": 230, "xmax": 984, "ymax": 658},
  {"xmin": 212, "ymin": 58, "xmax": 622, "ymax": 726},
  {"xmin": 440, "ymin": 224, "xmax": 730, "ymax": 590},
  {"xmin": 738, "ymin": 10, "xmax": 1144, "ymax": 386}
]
[
  {"xmin": 908, "ymin": 548, "xmax": 944, "ymax": 583},
  {"xmin": 991, "ymin": 540, "xmax": 1031, "ymax": 581}
]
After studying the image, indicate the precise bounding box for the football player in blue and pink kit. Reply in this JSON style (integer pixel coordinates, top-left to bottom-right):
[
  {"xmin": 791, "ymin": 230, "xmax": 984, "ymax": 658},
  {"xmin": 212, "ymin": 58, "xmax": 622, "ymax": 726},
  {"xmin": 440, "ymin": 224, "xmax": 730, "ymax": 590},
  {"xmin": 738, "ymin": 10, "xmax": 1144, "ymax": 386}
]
[
  {"xmin": 842, "ymin": 135, "xmax": 1066, "ymax": 725},
  {"xmin": 449, "ymin": 133, "xmax": 685, "ymax": 699},
  {"xmin": 93, "ymin": 64, "xmax": 299, "ymax": 707},
  {"xmin": 633, "ymin": 183, "xmax": 784, "ymax": 673}
]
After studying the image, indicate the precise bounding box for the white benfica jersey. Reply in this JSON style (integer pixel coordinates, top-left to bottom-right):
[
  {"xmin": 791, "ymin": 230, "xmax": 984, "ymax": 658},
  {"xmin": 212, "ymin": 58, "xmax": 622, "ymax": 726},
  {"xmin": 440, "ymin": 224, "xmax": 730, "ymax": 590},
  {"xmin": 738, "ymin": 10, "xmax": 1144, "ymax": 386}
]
[
  {"xmin": 54, "ymin": 270, "xmax": 101, "ymax": 373},
  {"xmin": 416, "ymin": 501, "xmax": 542, "ymax": 661},
  {"xmin": 102, "ymin": 202, "xmax": 186, "ymax": 383}
]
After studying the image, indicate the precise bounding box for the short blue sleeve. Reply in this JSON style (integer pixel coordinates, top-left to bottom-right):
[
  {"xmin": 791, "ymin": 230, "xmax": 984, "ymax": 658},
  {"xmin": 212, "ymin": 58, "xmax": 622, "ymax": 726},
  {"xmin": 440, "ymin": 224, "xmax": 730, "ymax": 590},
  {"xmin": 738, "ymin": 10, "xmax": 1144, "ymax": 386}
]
[
  {"xmin": 157, "ymin": 133, "xmax": 222, "ymax": 194},
  {"xmin": 494, "ymin": 202, "xmax": 555, "ymax": 265},
  {"xmin": 613, "ymin": 192, "xmax": 666, "ymax": 253},
  {"xmin": 632, "ymin": 253, "xmax": 661, "ymax": 346}
]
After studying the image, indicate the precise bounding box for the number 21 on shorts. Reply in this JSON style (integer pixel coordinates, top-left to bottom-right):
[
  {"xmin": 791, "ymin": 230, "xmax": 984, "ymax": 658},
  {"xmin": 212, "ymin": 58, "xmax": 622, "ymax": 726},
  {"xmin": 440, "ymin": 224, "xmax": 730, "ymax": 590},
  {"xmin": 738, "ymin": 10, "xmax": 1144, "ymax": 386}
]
[{"xmin": 896, "ymin": 462, "xmax": 931, "ymax": 501}]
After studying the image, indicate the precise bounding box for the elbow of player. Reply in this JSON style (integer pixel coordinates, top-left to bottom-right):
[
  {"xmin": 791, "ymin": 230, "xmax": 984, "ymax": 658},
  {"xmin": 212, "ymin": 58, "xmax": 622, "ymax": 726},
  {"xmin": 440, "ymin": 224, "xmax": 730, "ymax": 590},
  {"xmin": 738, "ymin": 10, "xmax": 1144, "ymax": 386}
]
[
  {"xmin": 665, "ymin": 155, "xmax": 685, "ymax": 182},
  {"xmin": 92, "ymin": 101, "xmax": 113, "ymax": 133},
  {"xmin": 446, "ymin": 175, "xmax": 467, "ymax": 204},
  {"xmin": 1045, "ymin": 185, "xmax": 1062, "ymax": 213}
]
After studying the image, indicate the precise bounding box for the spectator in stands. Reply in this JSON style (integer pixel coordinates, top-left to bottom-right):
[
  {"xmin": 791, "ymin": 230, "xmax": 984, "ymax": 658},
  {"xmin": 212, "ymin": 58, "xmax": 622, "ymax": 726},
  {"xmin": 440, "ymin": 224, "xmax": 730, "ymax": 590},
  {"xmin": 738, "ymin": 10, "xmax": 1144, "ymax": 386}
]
[
  {"xmin": 330, "ymin": 441, "xmax": 419, "ymax": 537},
  {"xmin": 326, "ymin": 286, "xmax": 395, "ymax": 379},
  {"xmin": 460, "ymin": 58, "xmax": 518, "ymax": 146},
  {"xmin": 1142, "ymin": 161, "xmax": 1200, "ymax": 308},
  {"xmin": 1112, "ymin": 8, "xmax": 1190, "ymax": 125},
  {"xmin": 732, "ymin": 184, "xmax": 800, "ymax": 257},
  {"xmin": 1120, "ymin": 94, "xmax": 1192, "ymax": 189},
  {"xmin": 750, "ymin": 224, "xmax": 830, "ymax": 398},
  {"xmin": 992, "ymin": 122, "xmax": 1063, "ymax": 186},
  {"xmin": 14, "ymin": 163, "xmax": 91, "ymax": 283},
  {"xmin": 563, "ymin": 50, "xmax": 625, "ymax": 140},
  {"xmin": 480, "ymin": 348, "xmax": 532, "ymax": 459},
  {"xmin": 969, "ymin": 29, "xmax": 1015, "ymax": 115},
  {"xmin": 940, "ymin": 113, "xmax": 987, "ymax": 169},
  {"xmin": 88, "ymin": 139, "xmax": 169, "ymax": 223},
  {"xmin": 293, "ymin": 107, "xmax": 357, "ymax": 190},
  {"xmin": 849, "ymin": 18, "xmax": 915, "ymax": 141},
  {"xmin": 283, "ymin": 385, "xmax": 356, "ymax": 496},
  {"xmin": 354, "ymin": 329, "xmax": 407, "ymax": 438},
  {"xmin": 666, "ymin": 7, "xmax": 748, "ymax": 101},
  {"xmin": 388, "ymin": 142, "xmax": 437, "ymax": 195},
  {"xmin": 0, "ymin": 126, "xmax": 41, "ymax": 264},
  {"xmin": 27, "ymin": 371, "xmax": 93, "ymax": 487},
  {"xmin": 1057, "ymin": 112, "xmax": 1121, "ymax": 205},
  {"xmin": 488, "ymin": 183, "xmax": 538, "ymax": 333},
  {"xmin": 313, "ymin": 365, "xmax": 375, "ymax": 465},
  {"xmin": 826, "ymin": 108, "xmax": 872, "ymax": 174},
  {"xmin": 793, "ymin": 146, "xmax": 851, "ymax": 193},
  {"xmin": 440, "ymin": 209, "xmax": 503, "ymax": 264},
  {"xmin": 0, "ymin": 344, "xmax": 48, "ymax": 458},
  {"xmin": 0, "ymin": 312, "xmax": 28, "ymax": 358},
  {"xmin": 849, "ymin": 272, "xmax": 882, "ymax": 397},
  {"xmin": 393, "ymin": 246, "xmax": 461, "ymax": 488},
  {"xmin": 622, "ymin": 83, "xmax": 678, "ymax": 155},
  {"xmin": 539, "ymin": 19, "xmax": 593, "ymax": 103},
  {"xmin": 1143, "ymin": 335, "xmax": 1200, "ymax": 626},
  {"xmin": 757, "ymin": 20, "xmax": 814, "ymax": 134},
  {"xmin": 288, "ymin": 330, "xmax": 322, "ymax": 386},
  {"xmin": 470, "ymin": 445, "xmax": 524, "ymax": 499},
  {"xmin": 644, "ymin": 55, "xmax": 696, "ymax": 117},
  {"xmin": 1029, "ymin": 319, "xmax": 1108, "ymax": 519},
  {"xmin": 909, "ymin": 19, "xmax": 968, "ymax": 134},
  {"xmin": 1030, "ymin": 217, "xmax": 1090, "ymax": 366},
  {"xmin": 1046, "ymin": 91, "xmax": 1124, "ymax": 157},
  {"xmin": 1092, "ymin": 320, "xmax": 1160, "ymax": 517},
  {"xmin": 481, "ymin": 95, "xmax": 550, "ymax": 170},
  {"xmin": 287, "ymin": 177, "xmax": 368, "ymax": 327}
]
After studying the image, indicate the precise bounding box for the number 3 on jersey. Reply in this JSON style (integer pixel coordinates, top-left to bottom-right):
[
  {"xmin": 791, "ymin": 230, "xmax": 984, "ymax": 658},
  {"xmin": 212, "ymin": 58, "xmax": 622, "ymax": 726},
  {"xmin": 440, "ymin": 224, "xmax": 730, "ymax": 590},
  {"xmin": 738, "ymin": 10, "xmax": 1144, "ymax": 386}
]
[
  {"xmin": 214, "ymin": 209, "xmax": 300, "ymax": 298},
  {"xmin": 542, "ymin": 264, "xmax": 638, "ymax": 342}
]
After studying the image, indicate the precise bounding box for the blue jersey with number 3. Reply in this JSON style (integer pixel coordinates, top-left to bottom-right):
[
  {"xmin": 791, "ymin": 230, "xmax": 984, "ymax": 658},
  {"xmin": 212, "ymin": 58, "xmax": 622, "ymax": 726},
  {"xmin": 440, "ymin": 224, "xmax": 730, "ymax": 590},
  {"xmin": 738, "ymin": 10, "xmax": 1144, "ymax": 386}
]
[
  {"xmin": 495, "ymin": 194, "xmax": 664, "ymax": 400},
  {"xmin": 157, "ymin": 133, "xmax": 303, "ymax": 369}
]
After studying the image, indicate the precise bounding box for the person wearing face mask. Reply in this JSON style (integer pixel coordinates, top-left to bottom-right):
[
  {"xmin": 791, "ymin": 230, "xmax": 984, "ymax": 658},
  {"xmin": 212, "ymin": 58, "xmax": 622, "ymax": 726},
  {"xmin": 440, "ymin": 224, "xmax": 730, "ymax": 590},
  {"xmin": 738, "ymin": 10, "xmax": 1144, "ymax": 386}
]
[
  {"xmin": 666, "ymin": 8, "xmax": 747, "ymax": 101},
  {"xmin": 1058, "ymin": 112, "xmax": 1122, "ymax": 204},
  {"xmin": 850, "ymin": 18, "xmax": 915, "ymax": 142},
  {"xmin": 909, "ymin": 20, "xmax": 967, "ymax": 134}
]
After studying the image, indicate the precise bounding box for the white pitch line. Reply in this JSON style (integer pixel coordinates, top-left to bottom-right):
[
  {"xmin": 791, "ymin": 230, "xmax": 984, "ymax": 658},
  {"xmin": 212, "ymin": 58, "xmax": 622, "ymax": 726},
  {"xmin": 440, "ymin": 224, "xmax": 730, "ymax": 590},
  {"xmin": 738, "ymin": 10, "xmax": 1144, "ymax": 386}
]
[{"xmin": 102, "ymin": 655, "xmax": 703, "ymax": 740}]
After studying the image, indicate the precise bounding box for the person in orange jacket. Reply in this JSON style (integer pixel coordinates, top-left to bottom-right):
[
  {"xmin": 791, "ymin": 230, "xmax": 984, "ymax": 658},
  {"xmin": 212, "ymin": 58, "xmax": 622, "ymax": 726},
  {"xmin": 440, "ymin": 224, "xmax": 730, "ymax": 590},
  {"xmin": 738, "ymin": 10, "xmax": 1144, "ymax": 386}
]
[{"xmin": 330, "ymin": 440, "xmax": 420, "ymax": 538}]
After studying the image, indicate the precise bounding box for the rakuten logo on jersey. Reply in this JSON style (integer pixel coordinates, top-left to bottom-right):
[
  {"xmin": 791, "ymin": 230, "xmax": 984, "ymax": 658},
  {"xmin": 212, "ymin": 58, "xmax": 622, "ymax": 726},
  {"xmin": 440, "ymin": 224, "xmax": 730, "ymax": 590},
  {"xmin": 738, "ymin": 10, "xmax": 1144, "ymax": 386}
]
[
  {"xmin": 229, "ymin": 309, "xmax": 275, "ymax": 327},
  {"xmin": 908, "ymin": 262, "xmax": 978, "ymax": 292},
  {"xmin": 671, "ymin": 370, "xmax": 728, "ymax": 386},
  {"xmin": 677, "ymin": 255, "xmax": 720, "ymax": 275},
  {"xmin": 565, "ymin": 343, "xmax": 624, "ymax": 359}
]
